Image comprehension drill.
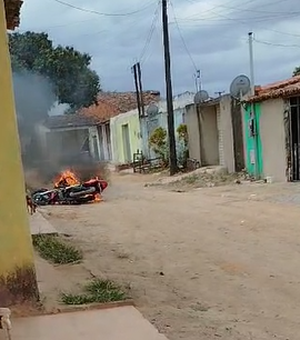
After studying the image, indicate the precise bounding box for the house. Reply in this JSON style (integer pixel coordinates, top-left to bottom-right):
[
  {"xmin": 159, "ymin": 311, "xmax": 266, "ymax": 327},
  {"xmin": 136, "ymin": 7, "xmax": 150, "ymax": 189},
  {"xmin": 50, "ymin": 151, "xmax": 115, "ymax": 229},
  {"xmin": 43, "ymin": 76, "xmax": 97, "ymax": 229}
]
[
  {"xmin": 0, "ymin": 0, "xmax": 39, "ymax": 304},
  {"xmin": 42, "ymin": 91, "xmax": 160, "ymax": 165},
  {"xmin": 185, "ymin": 94, "xmax": 245, "ymax": 173},
  {"xmin": 41, "ymin": 113, "xmax": 105, "ymax": 165},
  {"xmin": 109, "ymin": 91, "xmax": 160, "ymax": 164},
  {"xmin": 140, "ymin": 91, "xmax": 195, "ymax": 159},
  {"xmin": 243, "ymin": 75, "xmax": 300, "ymax": 182},
  {"xmin": 110, "ymin": 108, "xmax": 141, "ymax": 164}
]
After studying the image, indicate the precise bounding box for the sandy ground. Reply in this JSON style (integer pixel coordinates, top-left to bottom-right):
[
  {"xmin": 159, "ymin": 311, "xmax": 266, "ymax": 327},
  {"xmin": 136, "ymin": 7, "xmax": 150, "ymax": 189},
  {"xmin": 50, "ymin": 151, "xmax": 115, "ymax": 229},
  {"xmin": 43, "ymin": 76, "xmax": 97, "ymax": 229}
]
[{"xmin": 37, "ymin": 173, "xmax": 300, "ymax": 340}]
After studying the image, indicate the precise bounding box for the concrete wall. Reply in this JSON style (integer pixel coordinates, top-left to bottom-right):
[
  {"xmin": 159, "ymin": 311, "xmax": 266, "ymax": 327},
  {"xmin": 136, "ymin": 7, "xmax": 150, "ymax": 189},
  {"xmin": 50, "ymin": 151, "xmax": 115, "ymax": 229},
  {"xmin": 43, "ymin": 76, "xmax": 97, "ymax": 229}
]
[
  {"xmin": 219, "ymin": 95, "xmax": 235, "ymax": 173},
  {"xmin": 260, "ymin": 98, "xmax": 286, "ymax": 181},
  {"xmin": 186, "ymin": 97, "xmax": 237, "ymax": 172},
  {"xmin": 110, "ymin": 109, "xmax": 142, "ymax": 164},
  {"xmin": 140, "ymin": 108, "xmax": 186, "ymax": 159},
  {"xmin": 0, "ymin": 1, "xmax": 38, "ymax": 305},
  {"xmin": 140, "ymin": 92, "xmax": 194, "ymax": 159},
  {"xmin": 45, "ymin": 127, "xmax": 90, "ymax": 162},
  {"xmin": 201, "ymin": 106, "xmax": 219, "ymax": 165},
  {"xmin": 97, "ymin": 123, "xmax": 112, "ymax": 161},
  {"xmin": 186, "ymin": 105, "xmax": 201, "ymax": 161}
]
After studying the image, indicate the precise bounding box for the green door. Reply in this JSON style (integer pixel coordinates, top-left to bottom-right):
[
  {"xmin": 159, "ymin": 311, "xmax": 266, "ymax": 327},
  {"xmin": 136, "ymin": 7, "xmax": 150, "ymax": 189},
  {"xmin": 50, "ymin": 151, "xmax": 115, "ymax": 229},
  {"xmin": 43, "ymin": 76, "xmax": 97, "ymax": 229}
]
[{"xmin": 244, "ymin": 103, "xmax": 263, "ymax": 178}]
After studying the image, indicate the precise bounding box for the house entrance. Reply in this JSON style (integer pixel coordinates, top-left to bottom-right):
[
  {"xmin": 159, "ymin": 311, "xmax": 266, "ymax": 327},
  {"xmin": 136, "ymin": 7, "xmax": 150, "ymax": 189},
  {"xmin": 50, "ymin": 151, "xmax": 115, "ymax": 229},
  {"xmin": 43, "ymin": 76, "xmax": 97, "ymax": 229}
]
[
  {"xmin": 290, "ymin": 97, "xmax": 300, "ymax": 180},
  {"xmin": 122, "ymin": 124, "xmax": 131, "ymax": 162}
]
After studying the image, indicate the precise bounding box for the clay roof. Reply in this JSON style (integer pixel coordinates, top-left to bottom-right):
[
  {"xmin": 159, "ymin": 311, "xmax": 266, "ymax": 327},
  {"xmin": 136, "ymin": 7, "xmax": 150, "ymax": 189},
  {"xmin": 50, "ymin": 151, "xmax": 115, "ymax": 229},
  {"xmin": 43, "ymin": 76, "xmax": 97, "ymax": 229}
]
[
  {"xmin": 44, "ymin": 90, "xmax": 160, "ymax": 129},
  {"xmin": 4, "ymin": 0, "xmax": 23, "ymax": 30},
  {"xmin": 80, "ymin": 91, "xmax": 160, "ymax": 124},
  {"xmin": 45, "ymin": 113, "xmax": 97, "ymax": 130},
  {"xmin": 247, "ymin": 75, "xmax": 300, "ymax": 103}
]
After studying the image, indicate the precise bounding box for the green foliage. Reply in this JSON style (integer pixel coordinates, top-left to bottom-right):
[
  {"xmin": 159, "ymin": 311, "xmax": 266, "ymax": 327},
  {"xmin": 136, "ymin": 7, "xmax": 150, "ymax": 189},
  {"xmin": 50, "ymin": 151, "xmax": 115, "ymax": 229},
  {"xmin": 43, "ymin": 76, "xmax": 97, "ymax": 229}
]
[
  {"xmin": 9, "ymin": 31, "xmax": 100, "ymax": 110},
  {"xmin": 176, "ymin": 124, "xmax": 188, "ymax": 146},
  {"xmin": 61, "ymin": 279, "xmax": 127, "ymax": 305},
  {"xmin": 176, "ymin": 124, "xmax": 189, "ymax": 168},
  {"xmin": 32, "ymin": 235, "xmax": 83, "ymax": 264},
  {"xmin": 149, "ymin": 127, "xmax": 169, "ymax": 164},
  {"xmin": 293, "ymin": 67, "xmax": 300, "ymax": 76}
]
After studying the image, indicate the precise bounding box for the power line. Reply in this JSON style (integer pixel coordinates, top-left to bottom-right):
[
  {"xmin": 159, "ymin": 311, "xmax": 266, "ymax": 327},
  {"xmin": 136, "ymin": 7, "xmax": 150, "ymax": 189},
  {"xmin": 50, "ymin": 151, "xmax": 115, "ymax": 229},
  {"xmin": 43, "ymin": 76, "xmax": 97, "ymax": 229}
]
[
  {"xmin": 139, "ymin": 1, "xmax": 160, "ymax": 63},
  {"xmin": 221, "ymin": 5, "xmax": 300, "ymax": 15},
  {"xmin": 253, "ymin": 38, "xmax": 300, "ymax": 48},
  {"xmin": 178, "ymin": 12, "xmax": 299, "ymax": 23},
  {"xmin": 169, "ymin": 1, "xmax": 198, "ymax": 72},
  {"xmin": 177, "ymin": 3, "xmax": 300, "ymax": 39},
  {"xmin": 52, "ymin": 0, "xmax": 156, "ymax": 17}
]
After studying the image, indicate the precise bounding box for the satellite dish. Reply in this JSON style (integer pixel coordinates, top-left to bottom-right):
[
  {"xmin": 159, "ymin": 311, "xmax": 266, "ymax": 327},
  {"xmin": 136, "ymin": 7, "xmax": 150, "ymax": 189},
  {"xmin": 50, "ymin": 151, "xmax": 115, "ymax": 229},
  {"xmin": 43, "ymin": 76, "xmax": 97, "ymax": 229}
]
[
  {"xmin": 194, "ymin": 90, "xmax": 209, "ymax": 104},
  {"xmin": 146, "ymin": 103, "xmax": 159, "ymax": 117},
  {"xmin": 230, "ymin": 75, "xmax": 251, "ymax": 98}
]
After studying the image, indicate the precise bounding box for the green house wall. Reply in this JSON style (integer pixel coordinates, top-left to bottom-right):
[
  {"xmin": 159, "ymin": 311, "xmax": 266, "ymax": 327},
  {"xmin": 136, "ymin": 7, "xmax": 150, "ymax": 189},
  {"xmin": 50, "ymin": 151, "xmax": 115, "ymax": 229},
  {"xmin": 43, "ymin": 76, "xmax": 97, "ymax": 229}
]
[{"xmin": 244, "ymin": 103, "xmax": 263, "ymax": 178}]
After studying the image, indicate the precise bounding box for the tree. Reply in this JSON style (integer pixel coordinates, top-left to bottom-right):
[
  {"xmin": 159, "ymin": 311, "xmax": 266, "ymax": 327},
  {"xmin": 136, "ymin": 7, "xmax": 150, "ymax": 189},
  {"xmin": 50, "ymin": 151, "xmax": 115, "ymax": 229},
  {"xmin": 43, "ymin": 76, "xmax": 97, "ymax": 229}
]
[
  {"xmin": 9, "ymin": 31, "xmax": 100, "ymax": 110},
  {"xmin": 293, "ymin": 67, "xmax": 300, "ymax": 76}
]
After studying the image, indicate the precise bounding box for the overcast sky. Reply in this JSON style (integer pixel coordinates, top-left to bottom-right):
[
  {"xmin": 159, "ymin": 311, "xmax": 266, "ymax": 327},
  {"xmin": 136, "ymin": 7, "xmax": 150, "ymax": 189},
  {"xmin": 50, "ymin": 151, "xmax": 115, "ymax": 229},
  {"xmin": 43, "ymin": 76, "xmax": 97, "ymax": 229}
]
[{"xmin": 17, "ymin": 0, "xmax": 300, "ymax": 97}]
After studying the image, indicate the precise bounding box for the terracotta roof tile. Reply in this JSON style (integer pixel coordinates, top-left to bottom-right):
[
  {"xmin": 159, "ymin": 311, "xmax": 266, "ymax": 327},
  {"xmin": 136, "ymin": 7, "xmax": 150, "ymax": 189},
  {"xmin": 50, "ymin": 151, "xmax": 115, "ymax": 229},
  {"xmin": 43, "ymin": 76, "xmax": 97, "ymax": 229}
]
[
  {"xmin": 4, "ymin": 0, "xmax": 23, "ymax": 30},
  {"xmin": 44, "ymin": 90, "xmax": 160, "ymax": 129},
  {"xmin": 79, "ymin": 91, "xmax": 160, "ymax": 123},
  {"xmin": 248, "ymin": 75, "xmax": 300, "ymax": 102}
]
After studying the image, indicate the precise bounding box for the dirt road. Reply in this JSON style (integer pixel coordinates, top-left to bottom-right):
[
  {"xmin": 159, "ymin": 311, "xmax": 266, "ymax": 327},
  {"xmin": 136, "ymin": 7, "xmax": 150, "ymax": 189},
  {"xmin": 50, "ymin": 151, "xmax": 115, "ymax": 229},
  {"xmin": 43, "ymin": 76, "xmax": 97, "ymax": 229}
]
[{"xmin": 42, "ymin": 173, "xmax": 300, "ymax": 340}]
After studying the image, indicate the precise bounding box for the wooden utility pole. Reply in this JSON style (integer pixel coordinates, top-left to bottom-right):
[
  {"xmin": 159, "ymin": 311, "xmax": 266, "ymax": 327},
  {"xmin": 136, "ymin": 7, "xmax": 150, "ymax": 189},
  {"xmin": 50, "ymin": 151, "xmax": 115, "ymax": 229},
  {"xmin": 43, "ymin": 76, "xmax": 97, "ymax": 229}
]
[
  {"xmin": 137, "ymin": 62, "xmax": 145, "ymax": 117},
  {"xmin": 162, "ymin": 0, "xmax": 177, "ymax": 175},
  {"xmin": 132, "ymin": 63, "xmax": 142, "ymax": 117}
]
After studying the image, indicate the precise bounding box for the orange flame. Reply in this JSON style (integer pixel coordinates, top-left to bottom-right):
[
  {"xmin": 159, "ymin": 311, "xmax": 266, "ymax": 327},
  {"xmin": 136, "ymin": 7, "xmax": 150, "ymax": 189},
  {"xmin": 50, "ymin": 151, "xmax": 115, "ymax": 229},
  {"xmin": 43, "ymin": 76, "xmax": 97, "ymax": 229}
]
[
  {"xmin": 93, "ymin": 193, "xmax": 102, "ymax": 203},
  {"xmin": 54, "ymin": 170, "xmax": 80, "ymax": 188}
]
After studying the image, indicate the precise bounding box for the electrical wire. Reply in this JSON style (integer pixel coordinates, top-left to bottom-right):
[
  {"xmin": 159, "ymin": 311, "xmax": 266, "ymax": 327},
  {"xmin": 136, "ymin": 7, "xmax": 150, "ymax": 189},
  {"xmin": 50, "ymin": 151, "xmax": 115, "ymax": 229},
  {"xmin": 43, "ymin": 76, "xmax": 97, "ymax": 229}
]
[
  {"xmin": 169, "ymin": 1, "xmax": 198, "ymax": 71},
  {"xmin": 221, "ymin": 5, "xmax": 300, "ymax": 15},
  {"xmin": 139, "ymin": 1, "xmax": 160, "ymax": 63},
  {"xmin": 253, "ymin": 38, "xmax": 300, "ymax": 48},
  {"xmin": 176, "ymin": 1, "xmax": 300, "ymax": 39},
  {"xmin": 52, "ymin": 0, "xmax": 156, "ymax": 17},
  {"xmin": 142, "ymin": 25, "xmax": 161, "ymax": 66}
]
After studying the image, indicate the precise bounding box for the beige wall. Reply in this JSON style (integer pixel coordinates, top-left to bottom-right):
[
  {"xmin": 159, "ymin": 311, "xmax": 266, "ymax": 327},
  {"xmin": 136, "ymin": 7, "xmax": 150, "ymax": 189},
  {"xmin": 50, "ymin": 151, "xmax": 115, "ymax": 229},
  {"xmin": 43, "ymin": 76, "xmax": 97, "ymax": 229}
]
[
  {"xmin": 219, "ymin": 95, "xmax": 235, "ymax": 172},
  {"xmin": 186, "ymin": 104, "xmax": 219, "ymax": 166},
  {"xmin": 260, "ymin": 98, "xmax": 286, "ymax": 182},
  {"xmin": 201, "ymin": 106, "xmax": 219, "ymax": 165},
  {"xmin": 186, "ymin": 98, "xmax": 236, "ymax": 171},
  {"xmin": 186, "ymin": 105, "xmax": 201, "ymax": 161}
]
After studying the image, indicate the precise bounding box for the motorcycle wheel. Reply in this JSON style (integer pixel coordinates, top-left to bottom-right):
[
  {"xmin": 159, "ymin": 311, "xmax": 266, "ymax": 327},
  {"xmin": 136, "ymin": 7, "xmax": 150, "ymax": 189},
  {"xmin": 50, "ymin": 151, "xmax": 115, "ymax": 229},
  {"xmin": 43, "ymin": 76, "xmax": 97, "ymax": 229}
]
[{"xmin": 32, "ymin": 189, "xmax": 52, "ymax": 206}]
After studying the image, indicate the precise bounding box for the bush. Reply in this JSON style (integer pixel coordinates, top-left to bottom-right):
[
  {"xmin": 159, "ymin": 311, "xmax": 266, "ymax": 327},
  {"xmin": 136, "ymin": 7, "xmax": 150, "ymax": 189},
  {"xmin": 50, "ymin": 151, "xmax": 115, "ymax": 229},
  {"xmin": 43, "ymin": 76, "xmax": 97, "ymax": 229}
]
[
  {"xmin": 176, "ymin": 124, "xmax": 189, "ymax": 168},
  {"xmin": 149, "ymin": 127, "xmax": 169, "ymax": 165}
]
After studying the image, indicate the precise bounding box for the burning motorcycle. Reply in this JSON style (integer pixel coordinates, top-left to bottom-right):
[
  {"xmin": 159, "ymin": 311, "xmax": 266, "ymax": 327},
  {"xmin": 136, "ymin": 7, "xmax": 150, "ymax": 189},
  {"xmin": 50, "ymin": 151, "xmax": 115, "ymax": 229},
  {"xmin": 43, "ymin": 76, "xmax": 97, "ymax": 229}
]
[{"xmin": 32, "ymin": 170, "xmax": 108, "ymax": 206}]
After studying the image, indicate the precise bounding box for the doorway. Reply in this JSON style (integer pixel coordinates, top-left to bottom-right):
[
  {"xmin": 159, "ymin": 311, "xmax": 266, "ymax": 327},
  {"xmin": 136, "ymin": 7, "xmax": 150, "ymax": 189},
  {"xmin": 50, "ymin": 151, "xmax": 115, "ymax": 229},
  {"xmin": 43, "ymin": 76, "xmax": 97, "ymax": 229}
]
[
  {"xmin": 122, "ymin": 124, "xmax": 131, "ymax": 162},
  {"xmin": 290, "ymin": 97, "xmax": 300, "ymax": 181}
]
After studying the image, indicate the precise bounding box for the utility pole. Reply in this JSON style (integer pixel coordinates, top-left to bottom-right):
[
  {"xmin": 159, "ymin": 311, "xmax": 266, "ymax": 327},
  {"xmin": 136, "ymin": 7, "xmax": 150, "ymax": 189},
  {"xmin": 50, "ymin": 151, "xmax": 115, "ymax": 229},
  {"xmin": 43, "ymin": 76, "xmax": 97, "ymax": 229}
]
[
  {"xmin": 194, "ymin": 70, "xmax": 201, "ymax": 92},
  {"xmin": 248, "ymin": 32, "xmax": 255, "ymax": 95},
  {"xmin": 248, "ymin": 31, "xmax": 258, "ymax": 179},
  {"xmin": 137, "ymin": 62, "xmax": 145, "ymax": 117},
  {"xmin": 132, "ymin": 63, "xmax": 142, "ymax": 117},
  {"xmin": 162, "ymin": 0, "xmax": 177, "ymax": 175}
]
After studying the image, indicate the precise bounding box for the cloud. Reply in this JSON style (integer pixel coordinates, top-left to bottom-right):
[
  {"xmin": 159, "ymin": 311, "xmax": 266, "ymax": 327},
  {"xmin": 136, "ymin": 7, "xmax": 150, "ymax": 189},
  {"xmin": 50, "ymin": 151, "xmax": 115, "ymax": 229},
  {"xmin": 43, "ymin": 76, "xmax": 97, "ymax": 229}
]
[{"xmin": 17, "ymin": 0, "xmax": 300, "ymax": 97}]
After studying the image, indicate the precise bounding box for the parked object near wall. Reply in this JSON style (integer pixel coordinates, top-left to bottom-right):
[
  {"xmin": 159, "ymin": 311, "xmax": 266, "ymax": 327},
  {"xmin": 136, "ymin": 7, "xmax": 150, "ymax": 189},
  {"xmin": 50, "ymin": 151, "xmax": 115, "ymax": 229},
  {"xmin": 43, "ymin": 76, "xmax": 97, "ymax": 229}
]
[{"xmin": 185, "ymin": 94, "xmax": 245, "ymax": 173}]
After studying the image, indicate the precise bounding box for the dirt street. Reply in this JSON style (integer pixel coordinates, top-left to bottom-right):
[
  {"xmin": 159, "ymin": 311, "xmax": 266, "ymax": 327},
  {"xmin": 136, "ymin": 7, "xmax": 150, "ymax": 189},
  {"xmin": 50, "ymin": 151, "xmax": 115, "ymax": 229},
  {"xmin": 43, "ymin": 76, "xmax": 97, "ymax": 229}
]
[{"xmin": 41, "ymin": 173, "xmax": 300, "ymax": 340}]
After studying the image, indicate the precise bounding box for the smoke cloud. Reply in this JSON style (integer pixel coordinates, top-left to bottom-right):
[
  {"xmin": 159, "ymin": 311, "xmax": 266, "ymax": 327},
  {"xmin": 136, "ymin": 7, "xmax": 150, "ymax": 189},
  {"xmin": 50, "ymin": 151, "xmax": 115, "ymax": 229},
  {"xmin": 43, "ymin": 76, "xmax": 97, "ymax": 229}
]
[{"xmin": 12, "ymin": 71, "xmax": 107, "ymax": 187}]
